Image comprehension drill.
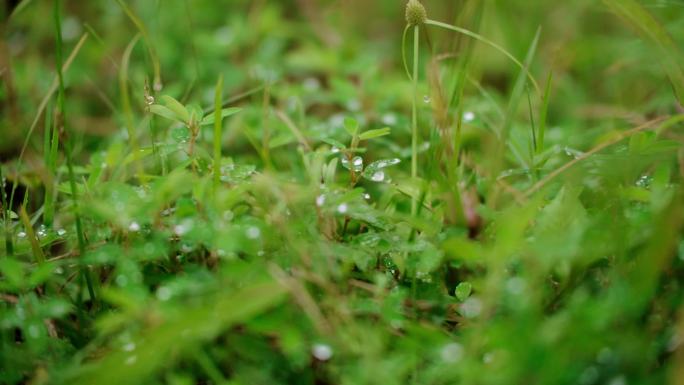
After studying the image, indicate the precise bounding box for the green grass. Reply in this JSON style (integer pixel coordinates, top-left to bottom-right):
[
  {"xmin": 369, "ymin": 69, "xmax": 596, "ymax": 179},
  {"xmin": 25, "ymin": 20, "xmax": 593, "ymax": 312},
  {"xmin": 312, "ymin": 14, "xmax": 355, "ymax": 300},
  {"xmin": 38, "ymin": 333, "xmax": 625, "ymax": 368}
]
[{"xmin": 2, "ymin": 1, "xmax": 684, "ymax": 384}]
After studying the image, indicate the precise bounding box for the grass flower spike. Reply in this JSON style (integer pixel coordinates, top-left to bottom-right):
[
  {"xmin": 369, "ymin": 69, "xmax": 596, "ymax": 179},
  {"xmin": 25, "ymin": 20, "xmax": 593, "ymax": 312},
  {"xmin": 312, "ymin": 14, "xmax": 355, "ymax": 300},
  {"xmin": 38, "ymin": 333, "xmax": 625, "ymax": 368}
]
[{"xmin": 405, "ymin": 0, "xmax": 426, "ymax": 26}]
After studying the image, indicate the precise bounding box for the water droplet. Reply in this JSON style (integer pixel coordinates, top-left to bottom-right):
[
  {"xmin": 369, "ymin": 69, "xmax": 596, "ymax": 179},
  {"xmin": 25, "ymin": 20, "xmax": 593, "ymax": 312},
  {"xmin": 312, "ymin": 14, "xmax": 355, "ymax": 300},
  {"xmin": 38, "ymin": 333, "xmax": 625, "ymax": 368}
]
[
  {"xmin": 330, "ymin": 114, "xmax": 345, "ymax": 129},
  {"xmin": 156, "ymin": 286, "xmax": 172, "ymax": 301},
  {"xmin": 331, "ymin": 147, "xmax": 340, "ymax": 154},
  {"xmin": 57, "ymin": 228, "xmax": 67, "ymax": 237},
  {"xmin": 303, "ymin": 77, "xmax": 320, "ymax": 91},
  {"xmin": 123, "ymin": 342, "xmax": 136, "ymax": 352},
  {"xmin": 579, "ymin": 366, "xmax": 599, "ymax": 385},
  {"xmin": 174, "ymin": 220, "xmax": 193, "ymax": 236},
  {"xmin": 440, "ymin": 343, "xmax": 464, "ymax": 363},
  {"xmin": 17, "ymin": 231, "xmax": 26, "ymax": 238},
  {"xmin": 382, "ymin": 113, "xmax": 398, "ymax": 126},
  {"xmin": 346, "ymin": 99, "xmax": 361, "ymax": 111},
  {"xmin": 128, "ymin": 222, "xmax": 141, "ymax": 232},
  {"xmin": 506, "ymin": 277, "xmax": 525, "ymax": 295},
  {"xmin": 636, "ymin": 175, "xmax": 652, "ymax": 189},
  {"xmin": 423, "ymin": 95, "xmax": 431, "ymax": 104},
  {"xmin": 371, "ymin": 171, "xmax": 385, "ymax": 182},
  {"xmin": 116, "ymin": 275, "xmax": 129, "ymax": 287},
  {"xmin": 463, "ymin": 111, "xmax": 476, "ymax": 123},
  {"xmin": 378, "ymin": 158, "xmax": 400, "ymax": 168},
  {"xmin": 316, "ymin": 195, "xmax": 326, "ymax": 207},
  {"xmin": 363, "ymin": 193, "xmax": 371, "ymax": 200},
  {"xmin": 312, "ymin": 343, "xmax": 333, "ymax": 361},
  {"xmin": 337, "ymin": 203, "xmax": 348, "ymax": 214},
  {"xmin": 161, "ymin": 208, "xmax": 175, "ymax": 217},
  {"xmin": 352, "ymin": 156, "xmax": 363, "ymax": 172},
  {"xmin": 564, "ymin": 147, "xmax": 583, "ymax": 159},
  {"xmin": 28, "ymin": 325, "xmax": 40, "ymax": 339},
  {"xmin": 145, "ymin": 95, "xmax": 155, "ymax": 106},
  {"xmin": 36, "ymin": 225, "xmax": 47, "ymax": 238},
  {"xmin": 461, "ymin": 297, "xmax": 482, "ymax": 318},
  {"xmin": 597, "ymin": 347, "xmax": 613, "ymax": 364},
  {"xmin": 246, "ymin": 226, "xmax": 261, "ymax": 239}
]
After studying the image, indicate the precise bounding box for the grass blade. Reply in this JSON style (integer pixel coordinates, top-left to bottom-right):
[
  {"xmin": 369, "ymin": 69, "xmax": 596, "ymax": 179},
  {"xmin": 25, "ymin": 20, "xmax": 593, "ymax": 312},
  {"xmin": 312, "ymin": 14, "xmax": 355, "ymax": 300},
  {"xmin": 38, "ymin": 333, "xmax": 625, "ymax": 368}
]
[
  {"xmin": 213, "ymin": 75, "xmax": 223, "ymax": 191},
  {"xmin": 604, "ymin": 0, "xmax": 684, "ymax": 105}
]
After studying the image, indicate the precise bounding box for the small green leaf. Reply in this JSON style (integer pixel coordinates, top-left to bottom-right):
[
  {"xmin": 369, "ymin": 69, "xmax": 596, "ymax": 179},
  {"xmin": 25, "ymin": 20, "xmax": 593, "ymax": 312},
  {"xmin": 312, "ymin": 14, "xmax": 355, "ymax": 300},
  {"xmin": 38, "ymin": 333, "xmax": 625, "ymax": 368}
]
[
  {"xmin": 187, "ymin": 104, "xmax": 204, "ymax": 125},
  {"xmin": 160, "ymin": 95, "xmax": 190, "ymax": 123},
  {"xmin": 455, "ymin": 282, "xmax": 472, "ymax": 301},
  {"xmin": 200, "ymin": 107, "xmax": 241, "ymax": 125},
  {"xmin": 321, "ymin": 138, "xmax": 346, "ymax": 150},
  {"xmin": 344, "ymin": 117, "xmax": 359, "ymax": 136},
  {"xmin": 359, "ymin": 127, "xmax": 391, "ymax": 141},
  {"xmin": 0, "ymin": 258, "xmax": 25, "ymax": 289},
  {"xmin": 361, "ymin": 158, "xmax": 401, "ymax": 181},
  {"xmin": 149, "ymin": 105, "xmax": 181, "ymax": 122},
  {"xmin": 171, "ymin": 126, "xmax": 191, "ymax": 143}
]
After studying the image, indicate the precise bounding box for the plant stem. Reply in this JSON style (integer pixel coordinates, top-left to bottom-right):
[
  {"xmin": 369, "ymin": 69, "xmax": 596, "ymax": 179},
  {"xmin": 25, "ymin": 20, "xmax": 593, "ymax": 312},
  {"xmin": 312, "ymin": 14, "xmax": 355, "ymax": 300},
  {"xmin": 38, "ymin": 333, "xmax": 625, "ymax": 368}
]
[
  {"xmin": 424, "ymin": 19, "xmax": 540, "ymax": 95},
  {"xmin": 0, "ymin": 166, "xmax": 12, "ymax": 256},
  {"xmin": 411, "ymin": 25, "xmax": 420, "ymax": 216},
  {"xmin": 55, "ymin": 0, "xmax": 97, "ymax": 305},
  {"xmin": 120, "ymin": 35, "xmax": 144, "ymax": 184},
  {"xmin": 213, "ymin": 74, "xmax": 224, "ymax": 192}
]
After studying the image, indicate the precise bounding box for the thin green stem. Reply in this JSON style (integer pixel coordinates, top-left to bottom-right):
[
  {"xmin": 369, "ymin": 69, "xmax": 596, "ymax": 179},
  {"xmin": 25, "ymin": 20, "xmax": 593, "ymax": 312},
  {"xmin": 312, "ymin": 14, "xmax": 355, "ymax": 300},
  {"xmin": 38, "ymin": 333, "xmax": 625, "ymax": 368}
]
[
  {"xmin": 538, "ymin": 72, "xmax": 553, "ymax": 156},
  {"xmin": 425, "ymin": 19, "xmax": 541, "ymax": 96},
  {"xmin": 1, "ymin": 166, "xmax": 12, "ymax": 256},
  {"xmin": 55, "ymin": 0, "xmax": 97, "ymax": 305},
  {"xmin": 411, "ymin": 25, "xmax": 420, "ymax": 216},
  {"xmin": 115, "ymin": 0, "xmax": 162, "ymax": 90},
  {"xmin": 213, "ymin": 75, "xmax": 224, "ymax": 192},
  {"xmin": 402, "ymin": 24, "xmax": 413, "ymax": 81},
  {"xmin": 119, "ymin": 34, "xmax": 144, "ymax": 184}
]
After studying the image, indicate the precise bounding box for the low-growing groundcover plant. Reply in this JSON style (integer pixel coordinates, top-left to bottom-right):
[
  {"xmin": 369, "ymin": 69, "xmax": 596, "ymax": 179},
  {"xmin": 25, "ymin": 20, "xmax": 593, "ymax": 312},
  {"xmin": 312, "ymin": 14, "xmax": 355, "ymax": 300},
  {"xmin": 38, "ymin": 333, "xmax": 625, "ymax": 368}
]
[{"xmin": 2, "ymin": 0, "xmax": 684, "ymax": 384}]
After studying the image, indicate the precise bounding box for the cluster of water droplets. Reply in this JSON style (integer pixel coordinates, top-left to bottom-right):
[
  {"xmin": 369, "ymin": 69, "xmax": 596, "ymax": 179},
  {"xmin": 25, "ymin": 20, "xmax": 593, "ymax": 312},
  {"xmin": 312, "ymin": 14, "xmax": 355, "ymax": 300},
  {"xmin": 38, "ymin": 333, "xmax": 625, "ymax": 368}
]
[
  {"xmin": 635, "ymin": 174, "xmax": 652, "ymax": 189},
  {"xmin": 341, "ymin": 156, "xmax": 364, "ymax": 173}
]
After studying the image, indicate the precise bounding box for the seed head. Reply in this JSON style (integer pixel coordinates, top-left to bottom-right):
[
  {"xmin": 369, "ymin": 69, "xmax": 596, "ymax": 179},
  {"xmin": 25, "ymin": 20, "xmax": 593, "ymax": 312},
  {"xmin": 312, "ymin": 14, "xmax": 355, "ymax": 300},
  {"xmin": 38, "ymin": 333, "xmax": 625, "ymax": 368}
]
[{"xmin": 405, "ymin": 0, "xmax": 427, "ymax": 26}]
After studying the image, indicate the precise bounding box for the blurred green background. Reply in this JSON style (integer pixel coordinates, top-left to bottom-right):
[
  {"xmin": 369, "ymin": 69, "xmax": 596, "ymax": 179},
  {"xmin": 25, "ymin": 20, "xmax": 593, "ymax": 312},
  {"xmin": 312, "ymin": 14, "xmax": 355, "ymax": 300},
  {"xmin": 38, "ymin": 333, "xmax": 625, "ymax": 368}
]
[{"xmin": 2, "ymin": 1, "xmax": 684, "ymax": 385}]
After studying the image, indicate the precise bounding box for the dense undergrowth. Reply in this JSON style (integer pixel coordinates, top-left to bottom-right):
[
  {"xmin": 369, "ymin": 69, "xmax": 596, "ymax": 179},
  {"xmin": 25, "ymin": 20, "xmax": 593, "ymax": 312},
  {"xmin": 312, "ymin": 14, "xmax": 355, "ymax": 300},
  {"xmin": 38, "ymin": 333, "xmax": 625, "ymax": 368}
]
[{"xmin": 2, "ymin": 1, "xmax": 684, "ymax": 384}]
